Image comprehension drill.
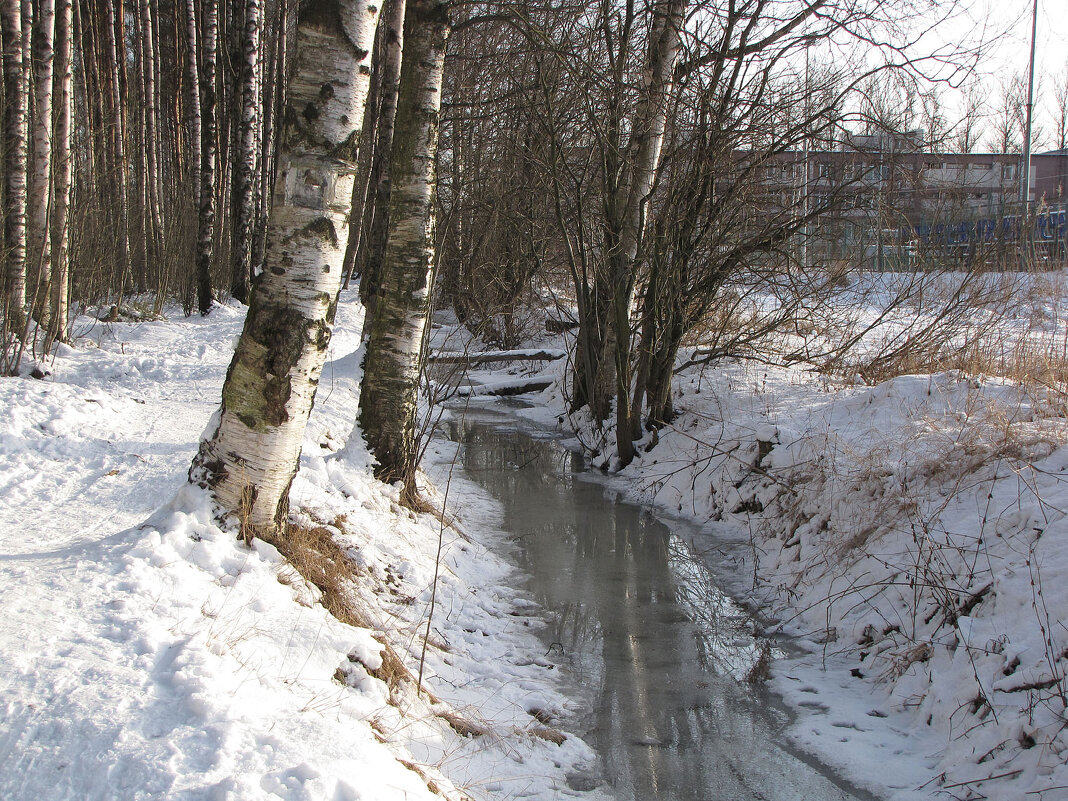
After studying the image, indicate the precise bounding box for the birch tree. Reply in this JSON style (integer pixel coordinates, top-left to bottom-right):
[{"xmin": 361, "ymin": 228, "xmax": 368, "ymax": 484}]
[
  {"xmin": 354, "ymin": 0, "xmax": 406, "ymax": 315},
  {"xmin": 181, "ymin": 0, "xmax": 202, "ymax": 311},
  {"xmin": 359, "ymin": 0, "xmax": 449, "ymax": 495},
  {"xmin": 602, "ymin": 0, "xmax": 687, "ymax": 466},
  {"xmin": 102, "ymin": 0, "xmax": 132, "ymax": 309},
  {"xmin": 191, "ymin": 0, "xmax": 380, "ymax": 536},
  {"xmin": 196, "ymin": 0, "xmax": 219, "ymax": 315},
  {"xmin": 230, "ymin": 0, "xmax": 263, "ymax": 303},
  {"xmin": 2, "ymin": 0, "xmax": 28, "ymax": 341},
  {"xmin": 136, "ymin": 0, "xmax": 162, "ymax": 292},
  {"xmin": 27, "ymin": 0, "xmax": 54, "ymax": 328},
  {"xmin": 45, "ymin": 0, "xmax": 71, "ymax": 348},
  {"xmin": 252, "ymin": 0, "xmax": 292, "ymax": 278}
]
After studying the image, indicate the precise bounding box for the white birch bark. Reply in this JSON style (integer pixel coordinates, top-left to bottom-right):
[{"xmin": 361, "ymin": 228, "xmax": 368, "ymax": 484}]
[
  {"xmin": 191, "ymin": 0, "xmax": 380, "ymax": 535},
  {"xmin": 358, "ymin": 0, "xmax": 449, "ymax": 491},
  {"xmin": 606, "ymin": 0, "xmax": 686, "ymax": 466},
  {"xmin": 615, "ymin": 0, "xmax": 685, "ymax": 272},
  {"xmin": 1, "ymin": 0, "xmax": 28, "ymax": 333},
  {"xmin": 28, "ymin": 0, "xmax": 54, "ymax": 326},
  {"xmin": 46, "ymin": 0, "xmax": 71, "ymax": 347},
  {"xmin": 339, "ymin": 0, "xmax": 387, "ymax": 291}
]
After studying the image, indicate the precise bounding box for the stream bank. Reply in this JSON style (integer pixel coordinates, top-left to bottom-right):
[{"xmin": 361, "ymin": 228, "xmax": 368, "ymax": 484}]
[{"xmin": 438, "ymin": 405, "xmax": 878, "ymax": 801}]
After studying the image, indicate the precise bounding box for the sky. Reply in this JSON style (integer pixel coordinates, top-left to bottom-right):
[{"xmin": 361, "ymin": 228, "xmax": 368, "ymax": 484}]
[
  {"xmin": 781, "ymin": 0, "xmax": 1066, "ymax": 150},
  {"xmin": 966, "ymin": 0, "xmax": 1068, "ymax": 148},
  {"xmin": 987, "ymin": 0, "xmax": 1066, "ymax": 81}
]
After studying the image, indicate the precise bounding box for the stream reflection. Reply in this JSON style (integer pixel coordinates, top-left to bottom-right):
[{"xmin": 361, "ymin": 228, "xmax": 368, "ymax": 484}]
[{"xmin": 451, "ymin": 416, "xmax": 873, "ymax": 801}]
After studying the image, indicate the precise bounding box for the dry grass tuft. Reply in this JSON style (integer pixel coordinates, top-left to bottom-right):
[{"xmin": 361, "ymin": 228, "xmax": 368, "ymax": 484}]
[
  {"xmin": 745, "ymin": 641, "xmax": 773, "ymax": 684},
  {"xmin": 397, "ymin": 759, "xmax": 477, "ymax": 801},
  {"xmin": 406, "ymin": 489, "xmax": 462, "ymax": 532},
  {"xmin": 529, "ymin": 726, "xmax": 567, "ymax": 745},
  {"xmin": 275, "ymin": 523, "xmax": 368, "ymax": 628},
  {"xmin": 438, "ymin": 710, "xmax": 488, "ymax": 738},
  {"xmin": 527, "ymin": 707, "xmax": 553, "ymax": 725},
  {"xmin": 271, "ymin": 521, "xmax": 442, "ymax": 705},
  {"xmin": 368, "ymin": 633, "xmax": 442, "ymax": 703},
  {"xmin": 265, "ymin": 511, "xmax": 510, "ymax": 772}
]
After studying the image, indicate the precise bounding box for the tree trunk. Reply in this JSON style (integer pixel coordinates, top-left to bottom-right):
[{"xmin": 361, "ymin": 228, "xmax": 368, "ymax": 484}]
[
  {"xmin": 229, "ymin": 0, "xmax": 262, "ymax": 303},
  {"xmin": 196, "ymin": 0, "xmax": 219, "ymax": 315},
  {"xmin": 137, "ymin": 0, "xmax": 163, "ymax": 296},
  {"xmin": 251, "ymin": 0, "xmax": 290, "ymax": 277},
  {"xmin": 191, "ymin": 0, "xmax": 380, "ymax": 536},
  {"xmin": 182, "ymin": 0, "xmax": 201, "ymax": 313},
  {"xmin": 2, "ymin": 0, "xmax": 28, "ymax": 340},
  {"xmin": 359, "ymin": 0, "xmax": 449, "ymax": 495},
  {"xmin": 570, "ymin": 280, "xmax": 614, "ymax": 422},
  {"xmin": 630, "ymin": 267, "xmax": 657, "ymax": 429},
  {"xmin": 339, "ymin": 0, "xmax": 388, "ymax": 291},
  {"xmin": 603, "ymin": 0, "xmax": 686, "ymax": 467},
  {"xmin": 355, "ymin": 0, "xmax": 406, "ymax": 316},
  {"xmin": 27, "ymin": 0, "xmax": 55, "ymax": 329},
  {"xmin": 45, "ymin": 0, "xmax": 71, "ymax": 348},
  {"xmin": 103, "ymin": 0, "xmax": 132, "ymax": 311},
  {"xmin": 645, "ymin": 334, "xmax": 679, "ymax": 428}
]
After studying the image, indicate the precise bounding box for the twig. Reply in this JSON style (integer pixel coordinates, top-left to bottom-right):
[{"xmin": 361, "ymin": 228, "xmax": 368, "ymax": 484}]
[{"xmin": 417, "ymin": 393, "xmax": 472, "ymax": 696}]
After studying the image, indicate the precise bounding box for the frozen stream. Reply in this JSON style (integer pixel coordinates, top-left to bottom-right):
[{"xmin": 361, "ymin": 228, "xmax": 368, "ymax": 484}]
[{"xmin": 448, "ymin": 410, "xmax": 878, "ymax": 801}]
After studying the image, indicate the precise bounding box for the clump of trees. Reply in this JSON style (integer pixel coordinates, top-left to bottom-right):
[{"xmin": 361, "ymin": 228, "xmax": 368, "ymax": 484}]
[
  {"xmin": 1, "ymin": 0, "xmax": 291, "ymax": 372},
  {"xmin": 1, "ymin": 0, "xmax": 1004, "ymax": 542},
  {"xmin": 436, "ymin": 0, "xmax": 985, "ymax": 467}
]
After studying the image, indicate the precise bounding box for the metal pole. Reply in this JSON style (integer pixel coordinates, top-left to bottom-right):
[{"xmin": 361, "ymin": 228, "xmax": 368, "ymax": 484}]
[
  {"xmin": 1021, "ymin": 0, "xmax": 1038, "ymax": 207},
  {"xmin": 1017, "ymin": 0, "xmax": 1038, "ymax": 270},
  {"xmin": 800, "ymin": 46, "xmax": 810, "ymax": 270}
]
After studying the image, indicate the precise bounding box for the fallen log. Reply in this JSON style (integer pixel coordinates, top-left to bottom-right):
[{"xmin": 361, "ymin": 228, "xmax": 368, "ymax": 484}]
[
  {"xmin": 429, "ymin": 349, "xmax": 566, "ymax": 364},
  {"xmin": 455, "ymin": 377, "xmax": 554, "ymax": 397}
]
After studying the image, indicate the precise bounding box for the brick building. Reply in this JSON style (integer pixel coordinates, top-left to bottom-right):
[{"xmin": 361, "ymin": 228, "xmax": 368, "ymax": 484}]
[{"xmin": 768, "ymin": 133, "xmax": 1068, "ymax": 268}]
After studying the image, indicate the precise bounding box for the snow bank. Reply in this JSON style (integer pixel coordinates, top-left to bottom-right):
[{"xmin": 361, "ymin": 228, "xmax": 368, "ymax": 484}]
[
  {"xmin": 0, "ymin": 297, "xmax": 604, "ymax": 801},
  {"xmin": 433, "ymin": 286, "xmax": 1068, "ymax": 800},
  {"xmin": 556, "ymin": 359, "xmax": 1068, "ymax": 801}
]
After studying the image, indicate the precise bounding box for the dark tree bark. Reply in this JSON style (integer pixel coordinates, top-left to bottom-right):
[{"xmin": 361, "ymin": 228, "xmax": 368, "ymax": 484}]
[
  {"xmin": 2, "ymin": 0, "xmax": 29, "ymax": 340},
  {"xmin": 359, "ymin": 0, "xmax": 449, "ymax": 496},
  {"xmin": 355, "ymin": 0, "xmax": 406, "ymax": 316},
  {"xmin": 229, "ymin": 0, "xmax": 263, "ymax": 303},
  {"xmin": 196, "ymin": 0, "xmax": 219, "ymax": 315}
]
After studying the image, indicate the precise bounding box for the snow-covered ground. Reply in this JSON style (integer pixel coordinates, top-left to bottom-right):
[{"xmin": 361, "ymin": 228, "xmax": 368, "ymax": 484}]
[
  {"xmin": 0, "ymin": 296, "xmax": 605, "ymax": 801},
  {"xmin": 5, "ymin": 271, "xmax": 1068, "ymax": 801},
  {"xmin": 458, "ymin": 277, "xmax": 1068, "ymax": 801},
  {"xmin": 577, "ymin": 364, "xmax": 1068, "ymax": 801}
]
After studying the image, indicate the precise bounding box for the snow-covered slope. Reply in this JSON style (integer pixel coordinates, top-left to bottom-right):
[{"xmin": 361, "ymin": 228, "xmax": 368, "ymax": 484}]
[
  {"xmin": 0, "ymin": 298, "xmax": 602, "ymax": 801},
  {"xmin": 434, "ymin": 286, "xmax": 1068, "ymax": 801},
  {"xmin": 502, "ymin": 348, "xmax": 1068, "ymax": 801}
]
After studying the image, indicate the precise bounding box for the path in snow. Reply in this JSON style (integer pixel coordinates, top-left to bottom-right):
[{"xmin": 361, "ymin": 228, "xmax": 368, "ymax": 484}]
[{"xmin": 0, "ymin": 310, "xmax": 245, "ymax": 799}]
